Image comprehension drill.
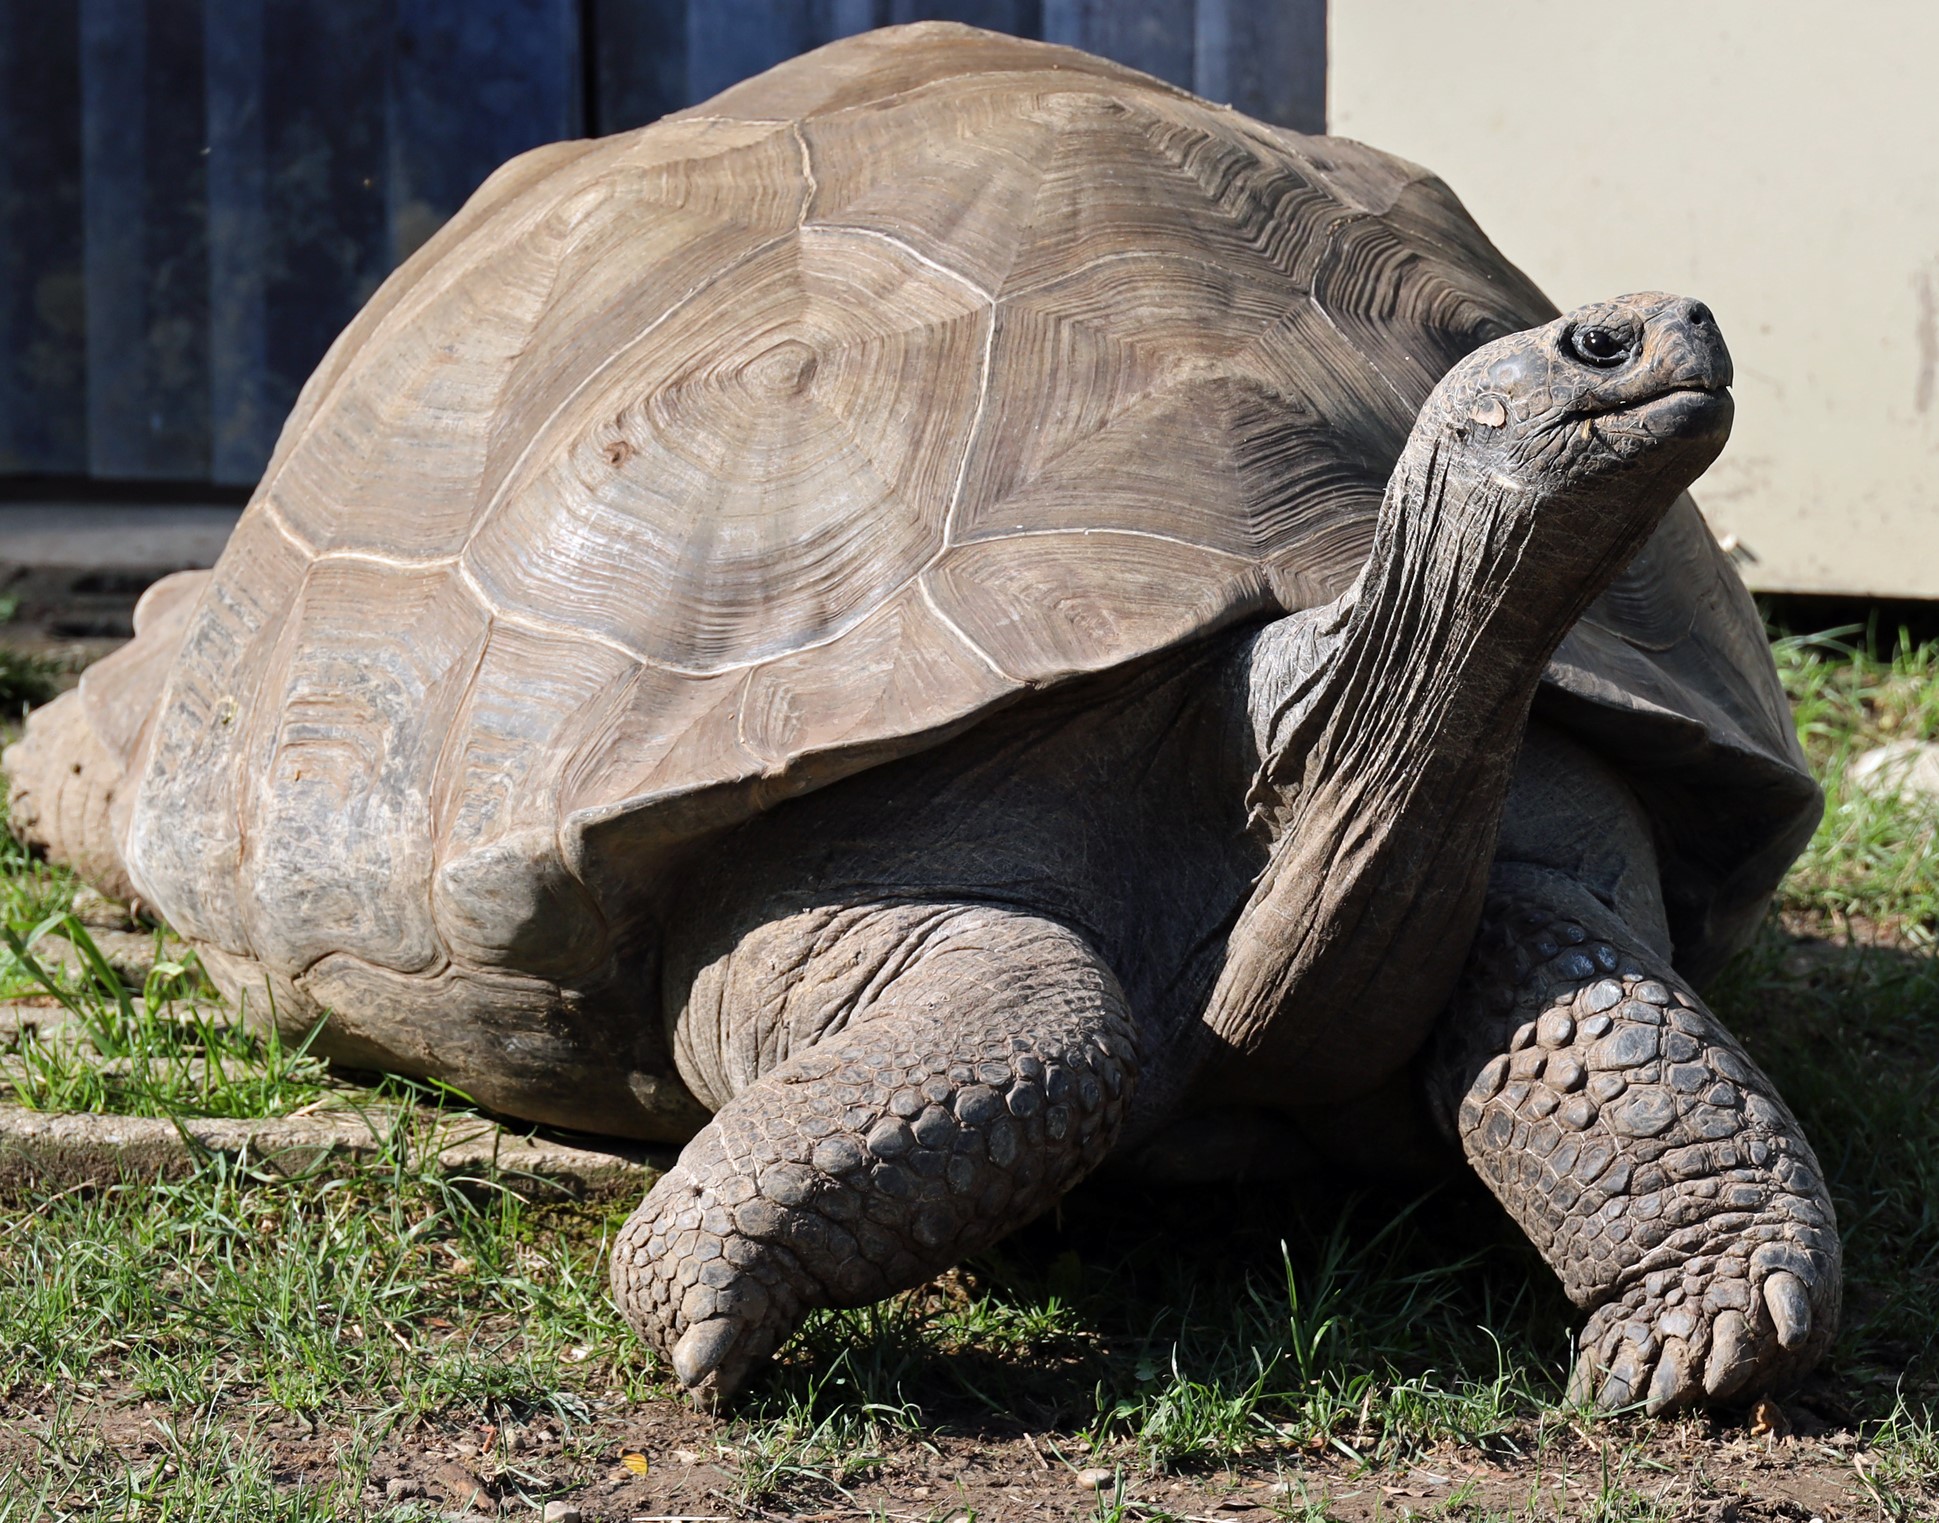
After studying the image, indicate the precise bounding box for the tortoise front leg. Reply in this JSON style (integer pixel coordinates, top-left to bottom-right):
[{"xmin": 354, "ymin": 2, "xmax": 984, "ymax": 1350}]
[
  {"xmin": 1425, "ymin": 864, "xmax": 1841, "ymax": 1413},
  {"xmin": 612, "ymin": 902, "xmax": 1138, "ymax": 1405}
]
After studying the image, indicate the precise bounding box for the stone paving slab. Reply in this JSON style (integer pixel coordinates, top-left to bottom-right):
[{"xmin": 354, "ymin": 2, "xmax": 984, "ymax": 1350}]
[
  {"xmin": 2, "ymin": 957, "xmax": 674, "ymax": 1205},
  {"xmin": 0, "ymin": 1098, "xmax": 669, "ymax": 1203},
  {"xmin": 0, "ymin": 997, "xmax": 83, "ymax": 1038}
]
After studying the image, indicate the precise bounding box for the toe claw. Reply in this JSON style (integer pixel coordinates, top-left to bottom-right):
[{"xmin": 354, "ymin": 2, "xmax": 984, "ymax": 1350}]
[
  {"xmin": 1567, "ymin": 1350, "xmax": 1598, "ymax": 1406},
  {"xmin": 1645, "ymin": 1336, "xmax": 1694, "ymax": 1416},
  {"xmin": 1598, "ymin": 1348, "xmax": 1644, "ymax": 1410},
  {"xmin": 1703, "ymin": 1308, "xmax": 1754, "ymax": 1400},
  {"xmin": 671, "ymin": 1316, "xmax": 740, "ymax": 1391},
  {"xmin": 1763, "ymin": 1270, "xmax": 1812, "ymax": 1351}
]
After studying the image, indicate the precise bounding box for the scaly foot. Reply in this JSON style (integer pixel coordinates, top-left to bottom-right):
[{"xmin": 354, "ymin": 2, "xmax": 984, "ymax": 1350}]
[
  {"xmin": 1432, "ymin": 867, "xmax": 1839, "ymax": 1413},
  {"xmin": 611, "ymin": 905, "xmax": 1138, "ymax": 1405}
]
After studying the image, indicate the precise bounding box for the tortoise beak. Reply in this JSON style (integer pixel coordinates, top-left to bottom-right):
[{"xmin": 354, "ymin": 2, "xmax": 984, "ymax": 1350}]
[
  {"xmin": 1571, "ymin": 293, "xmax": 1735, "ymax": 452},
  {"xmin": 1626, "ymin": 383, "xmax": 1735, "ymax": 451},
  {"xmin": 1628, "ymin": 295, "xmax": 1734, "ymax": 449},
  {"xmin": 1640, "ymin": 295, "xmax": 1733, "ymax": 394}
]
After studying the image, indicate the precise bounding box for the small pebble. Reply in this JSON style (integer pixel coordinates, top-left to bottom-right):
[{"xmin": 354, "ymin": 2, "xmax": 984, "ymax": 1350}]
[
  {"xmin": 385, "ymin": 1478, "xmax": 420, "ymax": 1501},
  {"xmin": 1849, "ymin": 739, "xmax": 1939, "ymax": 801},
  {"xmin": 542, "ymin": 1503, "xmax": 583, "ymax": 1523},
  {"xmin": 434, "ymin": 1464, "xmax": 495, "ymax": 1514},
  {"xmin": 1075, "ymin": 1467, "xmax": 1117, "ymax": 1492}
]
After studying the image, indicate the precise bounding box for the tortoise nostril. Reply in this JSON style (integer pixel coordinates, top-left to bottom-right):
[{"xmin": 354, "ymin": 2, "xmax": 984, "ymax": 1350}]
[{"xmin": 1686, "ymin": 303, "xmax": 1713, "ymax": 328}]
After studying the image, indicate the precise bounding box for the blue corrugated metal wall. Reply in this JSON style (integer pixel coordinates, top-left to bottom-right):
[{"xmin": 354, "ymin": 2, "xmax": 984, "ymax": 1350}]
[{"xmin": 0, "ymin": 0, "xmax": 1324, "ymax": 489}]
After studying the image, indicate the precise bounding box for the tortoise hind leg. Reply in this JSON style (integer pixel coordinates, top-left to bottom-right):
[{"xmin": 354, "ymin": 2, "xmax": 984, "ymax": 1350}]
[
  {"xmin": 612, "ymin": 899, "xmax": 1139, "ymax": 1404},
  {"xmin": 5, "ymin": 689, "xmax": 138, "ymax": 903},
  {"xmin": 1425, "ymin": 861, "xmax": 1840, "ymax": 1412},
  {"xmin": 4, "ymin": 569, "xmax": 209, "ymax": 905}
]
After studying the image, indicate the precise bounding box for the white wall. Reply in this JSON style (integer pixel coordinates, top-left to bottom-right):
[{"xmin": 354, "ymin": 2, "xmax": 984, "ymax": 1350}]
[{"xmin": 1329, "ymin": 1, "xmax": 1939, "ymax": 597}]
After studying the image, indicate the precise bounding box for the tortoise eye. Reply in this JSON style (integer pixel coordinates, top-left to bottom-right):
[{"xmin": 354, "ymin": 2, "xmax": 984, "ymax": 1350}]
[{"xmin": 1568, "ymin": 324, "xmax": 1632, "ymax": 367}]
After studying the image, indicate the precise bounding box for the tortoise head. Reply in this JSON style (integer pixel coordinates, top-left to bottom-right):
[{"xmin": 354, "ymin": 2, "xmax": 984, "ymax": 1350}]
[{"xmin": 1428, "ymin": 291, "xmax": 1734, "ymax": 507}]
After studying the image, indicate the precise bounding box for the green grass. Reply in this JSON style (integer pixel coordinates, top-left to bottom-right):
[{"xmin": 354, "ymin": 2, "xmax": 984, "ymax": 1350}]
[
  {"xmin": 722, "ymin": 1194, "xmax": 1553, "ymax": 1495},
  {"xmin": 0, "ymin": 651, "xmax": 58, "ymax": 713},
  {"xmin": 1, "ymin": 1152, "xmax": 645, "ymax": 1517},
  {"xmin": 1775, "ymin": 626, "xmax": 1939, "ymax": 931},
  {"xmin": 0, "ymin": 628, "xmax": 1935, "ymax": 1518},
  {"xmin": 0, "ymin": 595, "xmax": 62, "ymax": 711},
  {"xmin": 0, "ymin": 824, "xmax": 75, "ymax": 938},
  {"xmin": 1, "ymin": 909, "xmax": 334, "ymax": 1120},
  {"xmin": 0, "ymin": 1420, "xmax": 368, "ymax": 1523},
  {"xmin": 3, "ymin": 1156, "xmax": 638, "ymax": 1416}
]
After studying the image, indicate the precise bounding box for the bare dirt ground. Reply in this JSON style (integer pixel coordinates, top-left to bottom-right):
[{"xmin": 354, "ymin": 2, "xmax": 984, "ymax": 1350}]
[{"xmin": 3, "ymin": 1379, "xmax": 1913, "ymax": 1521}]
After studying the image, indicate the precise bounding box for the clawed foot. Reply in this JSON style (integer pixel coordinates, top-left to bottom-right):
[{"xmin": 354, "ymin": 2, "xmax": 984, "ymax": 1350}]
[
  {"xmin": 612, "ymin": 1153, "xmax": 815, "ymax": 1409},
  {"xmin": 1437, "ymin": 872, "xmax": 1843, "ymax": 1416},
  {"xmin": 1568, "ymin": 1236, "xmax": 1838, "ymax": 1413},
  {"xmin": 613, "ymin": 912, "xmax": 1139, "ymax": 1405}
]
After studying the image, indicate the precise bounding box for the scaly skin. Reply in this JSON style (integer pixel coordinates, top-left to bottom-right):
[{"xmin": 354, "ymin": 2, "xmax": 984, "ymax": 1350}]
[
  {"xmin": 611, "ymin": 903, "xmax": 1138, "ymax": 1404},
  {"xmin": 3, "ymin": 691, "xmax": 138, "ymax": 905},
  {"xmin": 1430, "ymin": 865, "xmax": 1840, "ymax": 1412}
]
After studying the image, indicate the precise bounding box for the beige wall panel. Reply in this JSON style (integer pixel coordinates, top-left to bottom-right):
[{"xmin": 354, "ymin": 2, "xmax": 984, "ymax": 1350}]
[{"xmin": 1329, "ymin": 1, "xmax": 1939, "ymax": 597}]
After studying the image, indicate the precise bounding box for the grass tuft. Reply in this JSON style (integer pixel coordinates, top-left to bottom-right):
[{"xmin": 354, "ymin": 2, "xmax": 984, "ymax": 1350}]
[
  {"xmin": 1775, "ymin": 627, "xmax": 1939, "ymax": 931},
  {"xmin": 2, "ymin": 912, "xmax": 333, "ymax": 1120}
]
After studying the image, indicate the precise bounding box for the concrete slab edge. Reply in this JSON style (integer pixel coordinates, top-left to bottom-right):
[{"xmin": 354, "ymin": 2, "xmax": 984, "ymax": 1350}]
[{"xmin": 0, "ymin": 1101, "xmax": 670, "ymax": 1203}]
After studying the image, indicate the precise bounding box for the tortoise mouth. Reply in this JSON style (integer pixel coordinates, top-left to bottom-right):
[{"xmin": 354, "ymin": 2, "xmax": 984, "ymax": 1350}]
[
  {"xmin": 1588, "ymin": 383, "xmax": 1734, "ymax": 445},
  {"xmin": 1582, "ymin": 379, "xmax": 1727, "ymax": 412},
  {"xmin": 1632, "ymin": 381, "xmax": 1731, "ymax": 426}
]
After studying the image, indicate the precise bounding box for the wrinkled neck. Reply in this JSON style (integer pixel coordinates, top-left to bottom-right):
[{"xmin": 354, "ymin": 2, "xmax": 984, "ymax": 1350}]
[
  {"xmin": 1206, "ymin": 428, "xmax": 1674, "ymax": 1096},
  {"xmin": 1335, "ymin": 440, "xmax": 1565, "ymax": 769},
  {"xmin": 1255, "ymin": 431, "xmax": 1651, "ymax": 812}
]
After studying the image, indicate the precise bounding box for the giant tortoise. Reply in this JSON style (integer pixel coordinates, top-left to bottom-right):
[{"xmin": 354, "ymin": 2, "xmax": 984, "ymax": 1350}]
[{"xmin": 6, "ymin": 23, "xmax": 1835, "ymax": 1410}]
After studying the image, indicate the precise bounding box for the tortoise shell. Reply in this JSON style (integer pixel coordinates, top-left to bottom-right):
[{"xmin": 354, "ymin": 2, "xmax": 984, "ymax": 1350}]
[{"xmin": 110, "ymin": 24, "xmax": 1814, "ymax": 1123}]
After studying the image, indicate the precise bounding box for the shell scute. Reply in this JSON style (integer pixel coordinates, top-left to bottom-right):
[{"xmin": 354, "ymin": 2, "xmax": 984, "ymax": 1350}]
[
  {"xmin": 924, "ymin": 532, "xmax": 1268, "ymax": 686},
  {"xmin": 236, "ymin": 557, "xmax": 488, "ymax": 979},
  {"xmin": 733, "ymin": 586, "xmax": 1011, "ymax": 770},
  {"xmin": 464, "ymin": 226, "xmax": 990, "ymax": 674},
  {"xmin": 430, "ymin": 617, "xmax": 640, "ymax": 863},
  {"xmin": 265, "ymin": 137, "xmax": 642, "ymax": 563},
  {"xmin": 1309, "ymin": 177, "xmax": 1556, "ymax": 423},
  {"xmin": 125, "ymin": 510, "xmax": 310, "ymax": 955}
]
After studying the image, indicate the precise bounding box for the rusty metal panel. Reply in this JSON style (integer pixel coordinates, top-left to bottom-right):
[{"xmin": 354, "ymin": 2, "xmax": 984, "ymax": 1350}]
[
  {"xmin": 2, "ymin": 0, "xmax": 1329, "ymax": 490},
  {"xmin": 0, "ymin": 5, "xmax": 88, "ymax": 474}
]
